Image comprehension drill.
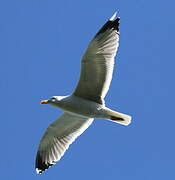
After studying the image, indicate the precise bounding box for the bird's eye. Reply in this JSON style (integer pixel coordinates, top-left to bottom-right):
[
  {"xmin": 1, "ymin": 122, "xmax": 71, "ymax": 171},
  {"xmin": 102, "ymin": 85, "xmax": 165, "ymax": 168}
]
[{"xmin": 51, "ymin": 97, "xmax": 56, "ymax": 101}]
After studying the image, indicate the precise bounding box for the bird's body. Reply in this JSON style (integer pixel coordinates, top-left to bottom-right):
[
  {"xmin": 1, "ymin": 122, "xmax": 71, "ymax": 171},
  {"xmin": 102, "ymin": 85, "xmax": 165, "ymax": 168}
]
[
  {"xmin": 50, "ymin": 95, "xmax": 106, "ymax": 118},
  {"xmin": 36, "ymin": 12, "xmax": 132, "ymax": 174}
]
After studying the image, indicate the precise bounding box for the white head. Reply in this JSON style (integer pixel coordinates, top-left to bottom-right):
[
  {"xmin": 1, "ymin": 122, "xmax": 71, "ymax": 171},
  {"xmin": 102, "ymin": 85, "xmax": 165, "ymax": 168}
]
[{"xmin": 40, "ymin": 96, "xmax": 66, "ymax": 106}]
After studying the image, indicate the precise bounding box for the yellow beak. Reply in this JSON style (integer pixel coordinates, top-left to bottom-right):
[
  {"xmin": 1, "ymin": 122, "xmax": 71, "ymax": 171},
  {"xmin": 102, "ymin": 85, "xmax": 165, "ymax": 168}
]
[{"xmin": 40, "ymin": 100, "xmax": 49, "ymax": 104}]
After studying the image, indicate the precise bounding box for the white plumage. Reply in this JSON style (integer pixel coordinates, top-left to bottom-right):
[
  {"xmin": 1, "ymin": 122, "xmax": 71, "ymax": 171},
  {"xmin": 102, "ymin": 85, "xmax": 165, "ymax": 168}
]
[{"xmin": 36, "ymin": 13, "xmax": 131, "ymax": 174}]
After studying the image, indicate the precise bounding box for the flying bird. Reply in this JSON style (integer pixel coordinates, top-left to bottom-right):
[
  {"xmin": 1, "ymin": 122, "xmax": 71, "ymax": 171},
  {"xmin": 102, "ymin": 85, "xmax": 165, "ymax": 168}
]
[{"xmin": 36, "ymin": 12, "xmax": 132, "ymax": 174}]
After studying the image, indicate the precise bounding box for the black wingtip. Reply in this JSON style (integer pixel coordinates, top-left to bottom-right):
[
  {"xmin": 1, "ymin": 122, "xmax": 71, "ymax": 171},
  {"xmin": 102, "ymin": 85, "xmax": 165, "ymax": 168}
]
[
  {"xmin": 35, "ymin": 151, "xmax": 53, "ymax": 174},
  {"xmin": 95, "ymin": 13, "xmax": 120, "ymax": 37}
]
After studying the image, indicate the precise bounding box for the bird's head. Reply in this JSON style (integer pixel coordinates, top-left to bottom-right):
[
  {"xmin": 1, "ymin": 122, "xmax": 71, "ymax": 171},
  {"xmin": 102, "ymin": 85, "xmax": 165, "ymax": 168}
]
[{"xmin": 40, "ymin": 96, "xmax": 65, "ymax": 106}]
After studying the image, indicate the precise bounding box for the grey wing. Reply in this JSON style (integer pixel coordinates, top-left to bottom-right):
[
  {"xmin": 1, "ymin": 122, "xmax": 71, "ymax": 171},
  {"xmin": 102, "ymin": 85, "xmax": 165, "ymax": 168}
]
[
  {"xmin": 35, "ymin": 112, "xmax": 94, "ymax": 174},
  {"xmin": 73, "ymin": 13, "xmax": 120, "ymax": 104}
]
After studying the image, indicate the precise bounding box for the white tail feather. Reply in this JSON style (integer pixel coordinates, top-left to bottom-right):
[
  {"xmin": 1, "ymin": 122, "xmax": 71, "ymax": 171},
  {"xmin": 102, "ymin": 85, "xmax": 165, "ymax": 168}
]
[{"xmin": 105, "ymin": 108, "xmax": 132, "ymax": 126}]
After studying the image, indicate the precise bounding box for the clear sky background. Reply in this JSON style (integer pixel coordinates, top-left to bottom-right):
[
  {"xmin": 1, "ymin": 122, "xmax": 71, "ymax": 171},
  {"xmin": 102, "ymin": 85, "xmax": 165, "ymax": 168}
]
[{"xmin": 1, "ymin": 0, "xmax": 175, "ymax": 179}]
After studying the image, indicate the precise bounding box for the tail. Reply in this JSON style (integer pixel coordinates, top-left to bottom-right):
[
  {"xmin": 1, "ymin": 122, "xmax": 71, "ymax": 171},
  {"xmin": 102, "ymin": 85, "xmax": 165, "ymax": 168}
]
[{"xmin": 105, "ymin": 108, "xmax": 132, "ymax": 126}]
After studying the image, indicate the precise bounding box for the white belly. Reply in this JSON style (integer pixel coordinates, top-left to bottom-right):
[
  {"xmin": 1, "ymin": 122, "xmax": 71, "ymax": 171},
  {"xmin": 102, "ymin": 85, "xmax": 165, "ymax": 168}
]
[{"xmin": 56, "ymin": 95, "xmax": 106, "ymax": 118}]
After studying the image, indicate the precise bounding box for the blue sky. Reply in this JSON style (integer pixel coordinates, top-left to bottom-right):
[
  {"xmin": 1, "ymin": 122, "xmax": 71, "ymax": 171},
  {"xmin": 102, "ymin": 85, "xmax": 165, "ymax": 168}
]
[{"xmin": 1, "ymin": 0, "xmax": 175, "ymax": 179}]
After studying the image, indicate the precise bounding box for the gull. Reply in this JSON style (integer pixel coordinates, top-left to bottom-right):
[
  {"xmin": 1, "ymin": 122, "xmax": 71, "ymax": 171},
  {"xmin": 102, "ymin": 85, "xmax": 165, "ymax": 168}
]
[{"xmin": 35, "ymin": 12, "xmax": 132, "ymax": 174}]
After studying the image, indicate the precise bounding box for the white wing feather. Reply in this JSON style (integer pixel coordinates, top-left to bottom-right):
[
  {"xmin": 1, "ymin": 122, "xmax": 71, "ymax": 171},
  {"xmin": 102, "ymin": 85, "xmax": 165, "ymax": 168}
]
[
  {"xmin": 74, "ymin": 15, "xmax": 120, "ymax": 104},
  {"xmin": 36, "ymin": 112, "xmax": 93, "ymax": 173}
]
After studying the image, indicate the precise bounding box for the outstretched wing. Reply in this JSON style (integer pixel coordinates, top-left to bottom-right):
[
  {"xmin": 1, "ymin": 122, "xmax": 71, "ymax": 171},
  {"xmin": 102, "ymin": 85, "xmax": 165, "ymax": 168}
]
[
  {"xmin": 35, "ymin": 112, "xmax": 93, "ymax": 174},
  {"xmin": 74, "ymin": 13, "xmax": 120, "ymax": 104}
]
